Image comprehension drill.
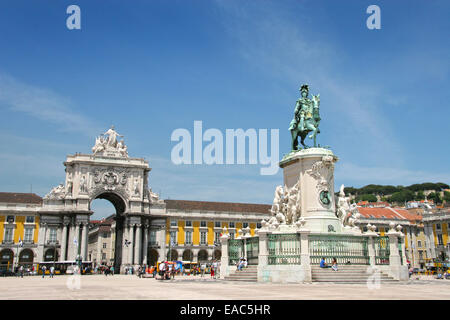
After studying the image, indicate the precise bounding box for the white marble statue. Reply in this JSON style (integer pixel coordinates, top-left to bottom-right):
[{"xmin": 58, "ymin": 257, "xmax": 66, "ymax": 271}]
[
  {"xmin": 80, "ymin": 175, "xmax": 87, "ymax": 193},
  {"xmin": 286, "ymin": 181, "xmax": 300, "ymax": 224},
  {"xmin": 117, "ymin": 139, "xmax": 128, "ymax": 157},
  {"xmin": 268, "ymin": 180, "xmax": 301, "ymax": 228},
  {"xmin": 336, "ymin": 184, "xmax": 361, "ymax": 230},
  {"xmin": 104, "ymin": 125, "xmax": 123, "ymax": 148},
  {"xmin": 44, "ymin": 183, "xmax": 66, "ymax": 200},
  {"xmin": 92, "ymin": 126, "xmax": 129, "ymax": 158},
  {"xmin": 133, "ymin": 179, "xmax": 140, "ymax": 196}
]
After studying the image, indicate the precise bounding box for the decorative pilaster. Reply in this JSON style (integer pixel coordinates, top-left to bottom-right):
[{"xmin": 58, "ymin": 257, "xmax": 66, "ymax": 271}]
[
  {"xmin": 142, "ymin": 224, "xmax": 149, "ymax": 265},
  {"xmin": 37, "ymin": 222, "xmax": 47, "ymax": 261},
  {"xmin": 121, "ymin": 224, "xmax": 130, "ymax": 267},
  {"xmin": 219, "ymin": 227, "xmax": 230, "ymax": 279},
  {"xmin": 80, "ymin": 223, "xmax": 88, "ymax": 260},
  {"xmin": 61, "ymin": 223, "xmax": 68, "ymax": 261},
  {"xmin": 128, "ymin": 224, "xmax": 135, "ymax": 265},
  {"xmin": 134, "ymin": 224, "xmax": 141, "ymax": 266},
  {"xmin": 298, "ymin": 229, "xmax": 311, "ymax": 282},
  {"xmin": 257, "ymin": 229, "xmax": 269, "ymax": 282},
  {"xmin": 74, "ymin": 223, "xmax": 80, "ymax": 256}
]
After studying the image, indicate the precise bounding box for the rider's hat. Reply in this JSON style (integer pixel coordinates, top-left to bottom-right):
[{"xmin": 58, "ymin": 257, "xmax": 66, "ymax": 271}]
[{"xmin": 299, "ymin": 84, "xmax": 309, "ymax": 92}]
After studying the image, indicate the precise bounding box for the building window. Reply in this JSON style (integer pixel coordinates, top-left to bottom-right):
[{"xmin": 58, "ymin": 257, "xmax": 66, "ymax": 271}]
[
  {"xmin": 243, "ymin": 222, "xmax": 249, "ymax": 228},
  {"xmin": 419, "ymin": 251, "xmax": 423, "ymax": 260},
  {"xmin": 103, "ymin": 232, "xmax": 108, "ymax": 238},
  {"xmin": 102, "ymin": 253, "xmax": 106, "ymax": 260},
  {"xmin": 436, "ymin": 223, "xmax": 441, "ymax": 230},
  {"xmin": 437, "ymin": 234, "xmax": 444, "ymax": 246},
  {"xmin": 170, "ymin": 220, "xmax": 177, "ymax": 227},
  {"xmin": 49, "ymin": 228, "xmax": 57, "ymax": 242},
  {"xmin": 200, "ymin": 221, "xmax": 207, "ymax": 228},
  {"xmin": 215, "ymin": 221, "xmax": 221, "ymax": 228},
  {"xmin": 24, "ymin": 228, "xmax": 34, "ymax": 242},
  {"xmin": 149, "ymin": 230, "xmax": 157, "ymax": 244},
  {"xmin": 200, "ymin": 231, "xmax": 207, "ymax": 245},
  {"xmin": 185, "ymin": 220, "xmax": 192, "ymax": 227},
  {"xmin": 417, "ymin": 240, "xmax": 422, "ymax": 248},
  {"xmin": 170, "ymin": 231, "xmax": 177, "ymax": 245},
  {"xmin": 4, "ymin": 228, "xmax": 14, "ymax": 242},
  {"xmin": 256, "ymin": 222, "xmax": 262, "ymax": 229},
  {"xmin": 103, "ymin": 243, "xmax": 107, "ymax": 249},
  {"xmin": 214, "ymin": 232, "xmax": 221, "ymax": 244},
  {"xmin": 6, "ymin": 215, "xmax": 15, "ymax": 223},
  {"xmin": 26, "ymin": 216, "xmax": 35, "ymax": 223},
  {"xmin": 229, "ymin": 232, "xmax": 234, "ymax": 239},
  {"xmin": 185, "ymin": 231, "xmax": 192, "ymax": 244},
  {"xmin": 229, "ymin": 221, "xmax": 235, "ymax": 228}
]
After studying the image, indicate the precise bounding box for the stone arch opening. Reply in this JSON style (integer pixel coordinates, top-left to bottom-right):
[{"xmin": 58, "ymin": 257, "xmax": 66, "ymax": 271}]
[
  {"xmin": 0, "ymin": 249, "xmax": 14, "ymax": 270},
  {"xmin": 19, "ymin": 249, "xmax": 34, "ymax": 267},
  {"xmin": 44, "ymin": 248, "xmax": 59, "ymax": 262},
  {"xmin": 167, "ymin": 249, "xmax": 178, "ymax": 261},
  {"xmin": 198, "ymin": 249, "xmax": 208, "ymax": 262},
  {"xmin": 148, "ymin": 249, "xmax": 159, "ymax": 266},
  {"xmin": 89, "ymin": 191, "xmax": 128, "ymax": 271},
  {"xmin": 213, "ymin": 249, "xmax": 221, "ymax": 260},
  {"xmin": 182, "ymin": 249, "xmax": 194, "ymax": 261}
]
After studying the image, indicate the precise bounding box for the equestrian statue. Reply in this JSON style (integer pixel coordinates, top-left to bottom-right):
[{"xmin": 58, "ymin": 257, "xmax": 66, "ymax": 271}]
[{"xmin": 289, "ymin": 84, "xmax": 321, "ymax": 150}]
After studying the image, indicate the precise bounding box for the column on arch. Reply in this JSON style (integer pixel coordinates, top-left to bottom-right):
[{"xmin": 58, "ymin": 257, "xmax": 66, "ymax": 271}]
[{"xmin": 134, "ymin": 224, "xmax": 142, "ymax": 265}]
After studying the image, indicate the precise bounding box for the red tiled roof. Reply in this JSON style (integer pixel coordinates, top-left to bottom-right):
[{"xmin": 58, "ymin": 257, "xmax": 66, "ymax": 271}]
[
  {"xmin": 357, "ymin": 207, "xmax": 422, "ymax": 222},
  {"xmin": 165, "ymin": 199, "xmax": 271, "ymax": 214},
  {"xmin": 0, "ymin": 192, "xmax": 42, "ymax": 204}
]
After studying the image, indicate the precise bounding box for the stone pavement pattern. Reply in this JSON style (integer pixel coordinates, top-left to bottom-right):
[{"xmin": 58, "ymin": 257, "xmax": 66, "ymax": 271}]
[{"xmin": 0, "ymin": 275, "xmax": 449, "ymax": 300}]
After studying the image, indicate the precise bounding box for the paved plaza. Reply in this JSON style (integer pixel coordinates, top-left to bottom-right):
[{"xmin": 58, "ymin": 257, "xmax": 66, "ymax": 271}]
[{"xmin": 0, "ymin": 275, "xmax": 449, "ymax": 300}]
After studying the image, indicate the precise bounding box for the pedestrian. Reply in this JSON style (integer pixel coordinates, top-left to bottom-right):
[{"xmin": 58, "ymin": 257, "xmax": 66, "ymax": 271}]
[
  {"xmin": 50, "ymin": 266, "xmax": 55, "ymax": 278},
  {"xmin": 41, "ymin": 265, "xmax": 46, "ymax": 278},
  {"xmin": 19, "ymin": 265, "xmax": 24, "ymax": 278},
  {"xmin": 212, "ymin": 260, "xmax": 218, "ymax": 279},
  {"xmin": 210, "ymin": 261, "xmax": 215, "ymax": 279},
  {"xmin": 171, "ymin": 264, "xmax": 176, "ymax": 280},
  {"xmin": 331, "ymin": 258, "xmax": 338, "ymax": 272},
  {"xmin": 200, "ymin": 262, "xmax": 206, "ymax": 277},
  {"xmin": 110, "ymin": 266, "xmax": 114, "ymax": 276}
]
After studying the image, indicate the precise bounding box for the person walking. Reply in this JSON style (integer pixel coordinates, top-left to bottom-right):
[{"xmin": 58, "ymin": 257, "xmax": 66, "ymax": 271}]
[
  {"xmin": 212, "ymin": 260, "xmax": 218, "ymax": 279},
  {"xmin": 50, "ymin": 266, "xmax": 55, "ymax": 278},
  {"xmin": 41, "ymin": 265, "xmax": 46, "ymax": 278},
  {"xmin": 19, "ymin": 266, "xmax": 24, "ymax": 278},
  {"xmin": 200, "ymin": 262, "xmax": 206, "ymax": 277},
  {"xmin": 110, "ymin": 266, "xmax": 114, "ymax": 276}
]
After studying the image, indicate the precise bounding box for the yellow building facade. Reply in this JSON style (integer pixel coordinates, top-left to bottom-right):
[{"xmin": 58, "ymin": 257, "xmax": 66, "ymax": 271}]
[{"xmin": 0, "ymin": 193, "xmax": 42, "ymax": 270}]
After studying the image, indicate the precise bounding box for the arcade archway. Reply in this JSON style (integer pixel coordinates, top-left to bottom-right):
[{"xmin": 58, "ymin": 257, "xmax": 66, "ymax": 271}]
[
  {"xmin": 198, "ymin": 249, "xmax": 208, "ymax": 262},
  {"xmin": 0, "ymin": 249, "xmax": 13, "ymax": 270},
  {"xmin": 89, "ymin": 192, "xmax": 127, "ymax": 271},
  {"xmin": 19, "ymin": 249, "xmax": 34, "ymax": 267}
]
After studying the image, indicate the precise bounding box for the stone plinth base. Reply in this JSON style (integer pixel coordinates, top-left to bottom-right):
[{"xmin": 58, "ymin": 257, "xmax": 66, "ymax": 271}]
[
  {"xmin": 279, "ymin": 148, "xmax": 341, "ymax": 234},
  {"xmin": 257, "ymin": 265, "xmax": 310, "ymax": 283}
]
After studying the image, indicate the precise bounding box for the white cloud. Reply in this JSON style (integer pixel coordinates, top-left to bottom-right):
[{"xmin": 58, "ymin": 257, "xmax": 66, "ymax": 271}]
[
  {"xmin": 214, "ymin": 1, "xmax": 406, "ymax": 166},
  {"xmin": 0, "ymin": 73, "xmax": 100, "ymax": 137}
]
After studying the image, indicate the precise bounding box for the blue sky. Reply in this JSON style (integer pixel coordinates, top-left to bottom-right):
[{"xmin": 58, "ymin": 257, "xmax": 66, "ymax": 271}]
[{"xmin": 0, "ymin": 0, "xmax": 449, "ymax": 219}]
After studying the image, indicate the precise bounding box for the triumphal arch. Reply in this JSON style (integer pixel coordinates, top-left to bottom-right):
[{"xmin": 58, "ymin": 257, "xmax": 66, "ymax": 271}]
[{"xmin": 38, "ymin": 126, "xmax": 166, "ymax": 272}]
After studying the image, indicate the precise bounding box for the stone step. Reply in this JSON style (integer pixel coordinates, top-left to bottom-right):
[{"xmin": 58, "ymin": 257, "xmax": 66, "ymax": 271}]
[
  {"xmin": 224, "ymin": 278, "xmax": 258, "ymax": 282},
  {"xmin": 312, "ymin": 275, "xmax": 395, "ymax": 279},
  {"xmin": 227, "ymin": 274, "xmax": 258, "ymax": 278}
]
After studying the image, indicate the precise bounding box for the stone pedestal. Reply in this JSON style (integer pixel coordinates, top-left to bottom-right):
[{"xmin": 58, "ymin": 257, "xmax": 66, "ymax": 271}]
[{"xmin": 280, "ymin": 148, "xmax": 340, "ymax": 234}]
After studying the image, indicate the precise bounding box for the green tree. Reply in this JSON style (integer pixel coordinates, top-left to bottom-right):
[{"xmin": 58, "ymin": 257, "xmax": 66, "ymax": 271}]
[
  {"xmin": 356, "ymin": 194, "xmax": 377, "ymax": 202},
  {"xmin": 415, "ymin": 190, "xmax": 425, "ymax": 201},
  {"xmin": 444, "ymin": 191, "xmax": 450, "ymax": 202},
  {"xmin": 390, "ymin": 190, "xmax": 415, "ymax": 204}
]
